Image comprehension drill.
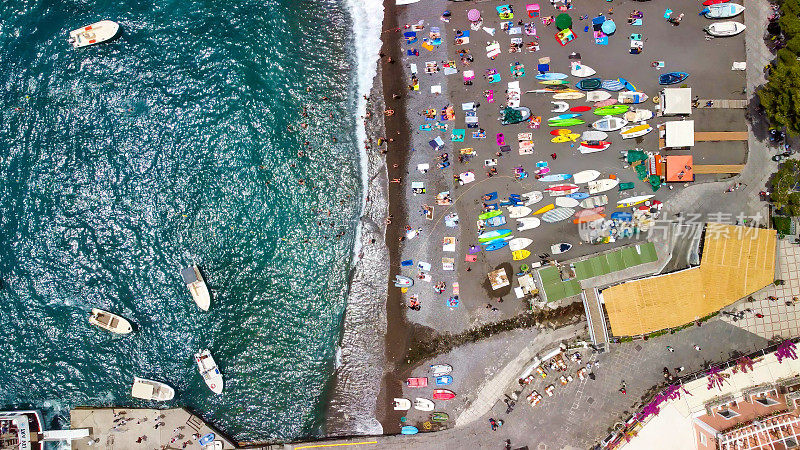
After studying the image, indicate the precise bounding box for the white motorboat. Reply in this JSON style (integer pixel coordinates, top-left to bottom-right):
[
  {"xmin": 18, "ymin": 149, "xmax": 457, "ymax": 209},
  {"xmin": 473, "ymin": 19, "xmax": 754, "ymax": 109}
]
[
  {"xmin": 588, "ymin": 179, "xmax": 619, "ymax": 194},
  {"xmin": 89, "ymin": 308, "xmax": 133, "ymax": 334},
  {"xmin": 393, "ymin": 398, "xmax": 411, "ymax": 410},
  {"xmin": 414, "ymin": 398, "xmax": 435, "ymax": 411},
  {"xmin": 706, "ymin": 21, "xmax": 746, "ymax": 37},
  {"xmin": 131, "ymin": 377, "xmax": 175, "ymax": 401},
  {"xmin": 704, "ymin": 3, "xmax": 745, "ymax": 19},
  {"xmin": 516, "ymin": 217, "xmax": 541, "ymax": 231},
  {"xmin": 592, "ymin": 116, "xmax": 628, "ymax": 131},
  {"xmin": 586, "ymin": 91, "xmax": 611, "ymax": 102},
  {"xmin": 508, "ymin": 206, "xmax": 532, "ymax": 218},
  {"xmin": 182, "ymin": 265, "xmax": 211, "ymax": 311},
  {"xmin": 570, "ymin": 62, "xmax": 596, "ymax": 77},
  {"xmin": 509, "ymin": 238, "xmax": 533, "ymax": 251},
  {"xmin": 551, "ymin": 242, "xmax": 573, "ymax": 254},
  {"xmin": 68, "ymin": 20, "xmax": 120, "ymax": 48},
  {"xmin": 623, "ymin": 108, "xmax": 653, "ymax": 122},
  {"xmin": 522, "ymin": 190, "xmax": 543, "ymax": 205},
  {"xmin": 550, "ymin": 101, "xmax": 569, "ymax": 112},
  {"xmin": 195, "ymin": 349, "xmax": 224, "ymax": 394}
]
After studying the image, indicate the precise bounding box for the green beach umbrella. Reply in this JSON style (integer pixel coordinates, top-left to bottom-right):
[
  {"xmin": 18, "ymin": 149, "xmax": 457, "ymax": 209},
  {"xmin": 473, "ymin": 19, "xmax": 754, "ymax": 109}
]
[{"xmin": 555, "ymin": 13, "xmax": 572, "ymax": 31}]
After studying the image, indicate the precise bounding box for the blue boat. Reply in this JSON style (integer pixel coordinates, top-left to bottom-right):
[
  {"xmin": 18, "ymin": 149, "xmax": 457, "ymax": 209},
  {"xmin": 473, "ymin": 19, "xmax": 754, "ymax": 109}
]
[
  {"xmin": 479, "ymin": 229, "xmax": 512, "ymax": 242},
  {"xmin": 199, "ymin": 434, "xmax": 215, "ymax": 446},
  {"xmin": 601, "ymin": 79, "xmax": 625, "ymax": 91},
  {"xmin": 610, "ymin": 211, "xmax": 633, "ymax": 221},
  {"xmin": 535, "ymin": 72, "xmax": 568, "ymax": 81},
  {"xmin": 484, "ymin": 239, "xmax": 509, "ymax": 251},
  {"xmin": 565, "ymin": 192, "xmax": 590, "ymax": 200},
  {"xmin": 659, "ymin": 71, "xmax": 689, "ymax": 85},
  {"xmin": 436, "ymin": 375, "xmax": 453, "ymax": 385},
  {"xmin": 619, "ymin": 77, "xmax": 637, "ymax": 92},
  {"xmin": 401, "ymin": 426, "xmax": 419, "ymax": 435}
]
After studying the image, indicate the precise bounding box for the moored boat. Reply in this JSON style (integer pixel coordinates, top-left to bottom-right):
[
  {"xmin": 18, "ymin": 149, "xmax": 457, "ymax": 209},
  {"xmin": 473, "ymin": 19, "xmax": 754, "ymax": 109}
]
[
  {"xmin": 578, "ymin": 140, "xmax": 611, "ymax": 154},
  {"xmin": 550, "ymin": 242, "xmax": 572, "ymax": 254},
  {"xmin": 195, "ymin": 349, "xmax": 224, "ymax": 394},
  {"xmin": 617, "ymin": 92, "xmax": 648, "ymax": 104},
  {"xmin": 586, "ymin": 91, "xmax": 611, "ymax": 102},
  {"xmin": 89, "ymin": 308, "xmax": 133, "ymax": 334},
  {"xmin": 181, "ymin": 265, "xmax": 211, "ymax": 311},
  {"xmin": 576, "ymin": 78, "xmax": 602, "ymax": 91},
  {"xmin": 393, "ymin": 398, "xmax": 412, "ymax": 410},
  {"xmin": 620, "ymin": 123, "xmax": 653, "ymax": 139},
  {"xmin": 131, "ymin": 377, "xmax": 175, "ymax": 401},
  {"xmin": 592, "ymin": 116, "xmax": 628, "ymax": 131},
  {"xmin": 68, "ymin": 20, "xmax": 120, "ymax": 48}
]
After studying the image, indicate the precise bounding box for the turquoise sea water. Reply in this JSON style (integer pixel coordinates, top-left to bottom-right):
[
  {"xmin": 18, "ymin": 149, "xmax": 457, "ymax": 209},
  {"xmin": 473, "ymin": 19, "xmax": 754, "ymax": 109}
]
[{"xmin": 0, "ymin": 0, "xmax": 362, "ymax": 442}]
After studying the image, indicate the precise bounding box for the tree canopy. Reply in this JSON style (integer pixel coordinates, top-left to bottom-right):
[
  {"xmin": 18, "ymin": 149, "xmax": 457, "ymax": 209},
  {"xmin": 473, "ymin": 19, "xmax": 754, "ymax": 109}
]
[{"xmin": 759, "ymin": 0, "xmax": 800, "ymax": 134}]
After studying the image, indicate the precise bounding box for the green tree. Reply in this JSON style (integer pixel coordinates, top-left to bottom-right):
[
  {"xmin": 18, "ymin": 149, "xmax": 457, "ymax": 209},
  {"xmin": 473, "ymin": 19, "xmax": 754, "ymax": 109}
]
[
  {"xmin": 780, "ymin": 13, "xmax": 800, "ymax": 38},
  {"xmin": 771, "ymin": 160, "xmax": 800, "ymax": 211},
  {"xmin": 758, "ymin": 63, "xmax": 800, "ymax": 135}
]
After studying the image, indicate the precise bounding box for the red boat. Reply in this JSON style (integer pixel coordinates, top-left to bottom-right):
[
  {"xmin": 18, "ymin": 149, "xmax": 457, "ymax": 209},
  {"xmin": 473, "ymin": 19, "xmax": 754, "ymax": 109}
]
[
  {"xmin": 702, "ymin": 0, "xmax": 729, "ymax": 5},
  {"xmin": 573, "ymin": 213, "xmax": 606, "ymax": 224},
  {"xmin": 432, "ymin": 389, "xmax": 456, "ymax": 400},
  {"xmin": 570, "ymin": 106, "xmax": 591, "ymax": 112},
  {"xmin": 545, "ymin": 183, "xmax": 579, "ymax": 191},
  {"xmin": 407, "ymin": 377, "xmax": 428, "ymax": 387},
  {"xmin": 579, "ymin": 141, "xmax": 611, "ymax": 151},
  {"xmin": 574, "ymin": 207, "xmax": 605, "ymax": 218}
]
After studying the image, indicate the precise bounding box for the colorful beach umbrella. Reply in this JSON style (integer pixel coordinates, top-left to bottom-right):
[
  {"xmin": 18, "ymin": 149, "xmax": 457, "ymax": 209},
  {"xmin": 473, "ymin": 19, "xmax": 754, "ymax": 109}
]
[
  {"xmin": 468, "ymin": 9, "xmax": 481, "ymax": 22},
  {"xmin": 601, "ymin": 19, "xmax": 616, "ymax": 35},
  {"xmin": 555, "ymin": 13, "xmax": 572, "ymax": 31}
]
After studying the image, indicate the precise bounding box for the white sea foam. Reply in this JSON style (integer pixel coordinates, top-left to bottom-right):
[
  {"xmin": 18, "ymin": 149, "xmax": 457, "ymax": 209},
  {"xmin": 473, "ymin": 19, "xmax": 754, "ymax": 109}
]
[
  {"xmin": 347, "ymin": 0, "xmax": 384, "ymax": 258},
  {"xmin": 328, "ymin": 0, "xmax": 388, "ymax": 437}
]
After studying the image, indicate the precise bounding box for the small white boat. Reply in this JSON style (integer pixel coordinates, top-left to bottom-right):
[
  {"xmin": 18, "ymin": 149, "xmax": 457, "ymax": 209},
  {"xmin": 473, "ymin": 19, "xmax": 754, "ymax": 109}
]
[
  {"xmin": 516, "ymin": 217, "xmax": 541, "ymax": 231},
  {"xmin": 572, "ymin": 170, "xmax": 601, "ymax": 184},
  {"xmin": 509, "ymin": 238, "xmax": 533, "ymax": 251},
  {"xmin": 551, "ymin": 242, "xmax": 572, "ymax": 254},
  {"xmin": 623, "ymin": 108, "xmax": 653, "ymax": 122},
  {"xmin": 586, "ymin": 91, "xmax": 611, "ymax": 102},
  {"xmin": 522, "ymin": 191, "xmax": 543, "ymax": 205},
  {"xmin": 704, "ymin": 3, "xmax": 745, "ymax": 19},
  {"xmin": 195, "ymin": 349, "xmax": 224, "ymax": 394},
  {"xmin": 131, "ymin": 377, "xmax": 175, "ymax": 401},
  {"xmin": 588, "ymin": 179, "xmax": 619, "ymax": 194},
  {"xmin": 414, "ymin": 398, "xmax": 435, "ymax": 411},
  {"xmin": 617, "ymin": 92, "xmax": 648, "ymax": 104},
  {"xmin": 393, "ymin": 398, "xmax": 412, "ymax": 411},
  {"xmin": 706, "ymin": 21, "xmax": 746, "ymax": 37},
  {"xmin": 592, "ymin": 116, "xmax": 628, "ymax": 132},
  {"xmin": 430, "ymin": 364, "xmax": 452, "ymax": 376},
  {"xmin": 550, "ymin": 101, "xmax": 569, "ymax": 112},
  {"xmin": 620, "ymin": 123, "xmax": 653, "ymax": 139},
  {"xmin": 68, "ymin": 20, "xmax": 120, "ymax": 48},
  {"xmin": 581, "ymin": 131, "xmax": 608, "ymax": 141},
  {"xmin": 89, "ymin": 308, "xmax": 133, "ymax": 334},
  {"xmin": 508, "ymin": 206, "xmax": 532, "ymax": 218},
  {"xmin": 182, "ymin": 265, "xmax": 211, "ymax": 311},
  {"xmin": 570, "ymin": 62, "xmax": 596, "ymax": 78},
  {"xmin": 555, "ymin": 197, "xmax": 579, "ymax": 208}
]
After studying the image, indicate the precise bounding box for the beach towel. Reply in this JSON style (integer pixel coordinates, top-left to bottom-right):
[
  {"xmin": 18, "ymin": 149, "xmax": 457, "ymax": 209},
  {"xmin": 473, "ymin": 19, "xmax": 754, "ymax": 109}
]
[
  {"xmin": 483, "ymin": 27, "xmax": 496, "ymax": 36},
  {"xmin": 443, "ymin": 237, "xmax": 456, "ymax": 252},
  {"xmin": 445, "ymin": 213, "xmax": 458, "ymax": 227},
  {"xmin": 418, "ymin": 261, "xmax": 432, "ymax": 271},
  {"xmin": 442, "ymin": 258, "xmax": 454, "ymax": 271},
  {"xmin": 537, "ymin": 63, "xmax": 549, "ymax": 72},
  {"xmin": 417, "ymin": 163, "xmax": 429, "ymax": 173},
  {"xmin": 421, "ymin": 41, "xmax": 434, "ymax": 51},
  {"xmin": 431, "ymin": 85, "xmax": 442, "ymax": 94},
  {"xmin": 443, "ymin": 67, "xmax": 457, "ymax": 75},
  {"xmin": 465, "ymin": 254, "xmax": 478, "ymax": 262},
  {"xmin": 401, "ymin": 260, "xmax": 413, "ymax": 266}
]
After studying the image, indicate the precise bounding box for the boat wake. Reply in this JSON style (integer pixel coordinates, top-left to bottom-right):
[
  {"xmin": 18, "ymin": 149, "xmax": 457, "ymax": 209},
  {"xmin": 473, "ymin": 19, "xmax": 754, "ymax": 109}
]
[{"xmin": 326, "ymin": 0, "xmax": 387, "ymax": 437}]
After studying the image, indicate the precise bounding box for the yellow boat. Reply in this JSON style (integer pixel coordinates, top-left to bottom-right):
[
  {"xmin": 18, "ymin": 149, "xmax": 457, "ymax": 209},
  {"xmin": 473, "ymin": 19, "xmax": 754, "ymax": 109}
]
[
  {"xmin": 551, "ymin": 133, "xmax": 580, "ymax": 143},
  {"xmin": 532, "ymin": 204, "xmax": 555, "ymax": 215},
  {"xmin": 512, "ymin": 249, "xmax": 531, "ymax": 261},
  {"xmin": 616, "ymin": 195, "xmax": 655, "ymax": 208},
  {"xmin": 539, "ymin": 80, "xmax": 569, "ymax": 85},
  {"xmin": 551, "ymin": 128, "xmax": 572, "ymax": 136}
]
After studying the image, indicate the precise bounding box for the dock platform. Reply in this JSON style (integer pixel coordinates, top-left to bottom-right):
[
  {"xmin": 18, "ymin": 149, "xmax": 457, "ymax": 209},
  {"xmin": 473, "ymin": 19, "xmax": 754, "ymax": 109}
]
[
  {"xmin": 695, "ymin": 99, "xmax": 748, "ymax": 109},
  {"xmin": 70, "ymin": 407, "xmax": 238, "ymax": 449}
]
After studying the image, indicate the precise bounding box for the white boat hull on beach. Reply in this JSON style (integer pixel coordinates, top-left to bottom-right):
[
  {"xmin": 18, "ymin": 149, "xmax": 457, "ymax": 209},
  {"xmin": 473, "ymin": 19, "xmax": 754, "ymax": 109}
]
[
  {"xmin": 516, "ymin": 217, "xmax": 541, "ymax": 231},
  {"xmin": 523, "ymin": 191, "xmax": 543, "ymax": 205},
  {"xmin": 509, "ymin": 238, "xmax": 533, "ymax": 251}
]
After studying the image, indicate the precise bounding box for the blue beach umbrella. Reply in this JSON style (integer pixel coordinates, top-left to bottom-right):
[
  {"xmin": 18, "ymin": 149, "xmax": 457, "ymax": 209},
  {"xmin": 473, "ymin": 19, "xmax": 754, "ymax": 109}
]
[{"xmin": 601, "ymin": 19, "xmax": 616, "ymax": 35}]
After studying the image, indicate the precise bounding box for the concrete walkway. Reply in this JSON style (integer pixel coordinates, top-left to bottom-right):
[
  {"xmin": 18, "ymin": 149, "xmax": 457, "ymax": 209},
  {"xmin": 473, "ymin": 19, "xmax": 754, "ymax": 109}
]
[{"xmin": 454, "ymin": 323, "xmax": 585, "ymax": 427}]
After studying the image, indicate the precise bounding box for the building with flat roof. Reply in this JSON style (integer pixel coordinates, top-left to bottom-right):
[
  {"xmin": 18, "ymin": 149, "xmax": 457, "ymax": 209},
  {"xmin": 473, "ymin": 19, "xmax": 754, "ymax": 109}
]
[
  {"xmin": 601, "ymin": 224, "xmax": 777, "ymax": 337},
  {"xmin": 659, "ymin": 120, "xmax": 695, "ymax": 149},
  {"xmin": 659, "ymin": 87, "xmax": 693, "ymax": 116},
  {"xmin": 665, "ymin": 155, "xmax": 694, "ymax": 182}
]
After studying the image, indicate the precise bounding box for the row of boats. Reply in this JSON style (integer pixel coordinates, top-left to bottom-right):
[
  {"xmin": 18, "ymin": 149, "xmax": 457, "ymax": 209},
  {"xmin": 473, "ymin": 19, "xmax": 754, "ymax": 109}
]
[{"xmin": 87, "ymin": 265, "xmax": 223, "ymax": 398}]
